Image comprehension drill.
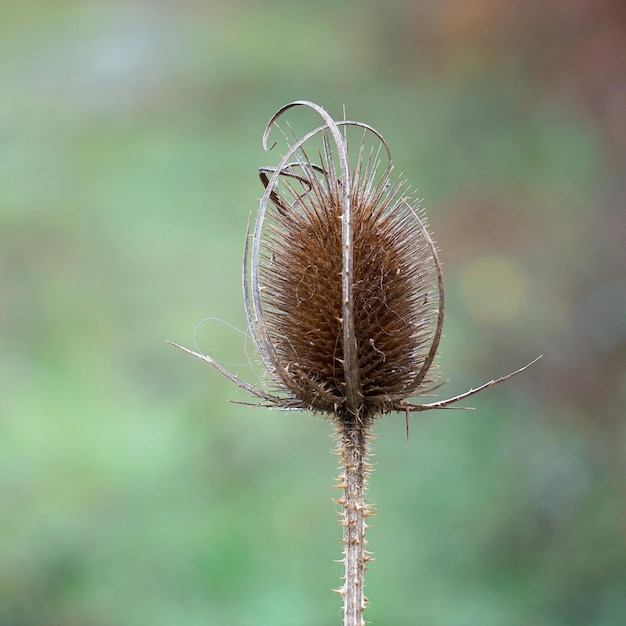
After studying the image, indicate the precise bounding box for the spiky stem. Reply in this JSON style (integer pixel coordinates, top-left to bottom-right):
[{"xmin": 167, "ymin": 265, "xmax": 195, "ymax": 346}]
[{"xmin": 334, "ymin": 418, "xmax": 373, "ymax": 626}]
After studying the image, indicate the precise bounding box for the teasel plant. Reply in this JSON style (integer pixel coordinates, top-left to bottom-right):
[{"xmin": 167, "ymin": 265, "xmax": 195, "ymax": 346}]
[{"xmin": 169, "ymin": 100, "xmax": 540, "ymax": 626}]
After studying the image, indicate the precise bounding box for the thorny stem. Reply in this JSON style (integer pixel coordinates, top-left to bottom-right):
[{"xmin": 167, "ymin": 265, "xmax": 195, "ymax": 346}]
[{"xmin": 335, "ymin": 419, "xmax": 373, "ymax": 626}]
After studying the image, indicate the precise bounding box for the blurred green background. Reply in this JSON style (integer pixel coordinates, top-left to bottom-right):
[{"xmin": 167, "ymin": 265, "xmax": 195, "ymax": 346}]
[{"xmin": 2, "ymin": 1, "xmax": 625, "ymax": 624}]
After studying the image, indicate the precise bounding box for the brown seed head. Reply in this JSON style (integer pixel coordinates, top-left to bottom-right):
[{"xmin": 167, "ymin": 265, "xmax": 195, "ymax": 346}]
[
  {"xmin": 168, "ymin": 101, "xmax": 540, "ymax": 424},
  {"xmin": 246, "ymin": 101, "xmax": 443, "ymax": 423}
]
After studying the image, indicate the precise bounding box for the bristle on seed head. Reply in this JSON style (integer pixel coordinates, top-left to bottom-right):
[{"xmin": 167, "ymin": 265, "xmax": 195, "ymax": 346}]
[{"xmin": 246, "ymin": 101, "xmax": 444, "ymax": 424}]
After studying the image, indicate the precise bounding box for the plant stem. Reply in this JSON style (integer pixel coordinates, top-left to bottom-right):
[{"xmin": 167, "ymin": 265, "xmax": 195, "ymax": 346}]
[{"xmin": 335, "ymin": 419, "xmax": 372, "ymax": 626}]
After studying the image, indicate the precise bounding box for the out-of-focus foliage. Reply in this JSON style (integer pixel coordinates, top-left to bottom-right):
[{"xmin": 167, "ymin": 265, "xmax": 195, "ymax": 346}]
[{"xmin": 1, "ymin": 1, "xmax": 624, "ymax": 624}]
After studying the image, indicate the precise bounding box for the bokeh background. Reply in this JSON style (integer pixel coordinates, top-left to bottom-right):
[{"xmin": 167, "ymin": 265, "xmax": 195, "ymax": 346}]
[{"xmin": 2, "ymin": 1, "xmax": 625, "ymax": 624}]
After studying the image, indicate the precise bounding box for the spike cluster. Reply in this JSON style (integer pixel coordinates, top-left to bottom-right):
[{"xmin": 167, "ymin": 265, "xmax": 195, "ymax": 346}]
[
  {"xmin": 170, "ymin": 101, "xmax": 537, "ymax": 419},
  {"xmin": 248, "ymin": 101, "xmax": 443, "ymax": 425}
]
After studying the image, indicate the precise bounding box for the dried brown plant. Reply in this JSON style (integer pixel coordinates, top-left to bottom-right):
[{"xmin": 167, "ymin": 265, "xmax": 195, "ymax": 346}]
[{"xmin": 169, "ymin": 100, "xmax": 539, "ymax": 626}]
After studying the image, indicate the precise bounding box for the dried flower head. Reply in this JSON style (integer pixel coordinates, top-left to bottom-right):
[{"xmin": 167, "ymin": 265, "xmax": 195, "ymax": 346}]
[
  {"xmin": 251, "ymin": 101, "xmax": 443, "ymax": 424},
  {"xmin": 170, "ymin": 100, "xmax": 537, "ymax": 427}
]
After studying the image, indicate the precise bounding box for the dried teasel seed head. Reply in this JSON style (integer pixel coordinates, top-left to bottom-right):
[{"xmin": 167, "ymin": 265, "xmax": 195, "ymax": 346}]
[
  {"xmin": 246, "ymin": 101, "xmax": 443, "ymax": 424},
  {"xmin": 168, "ymin": 101, "xmax": 540, "ymax": 425}
]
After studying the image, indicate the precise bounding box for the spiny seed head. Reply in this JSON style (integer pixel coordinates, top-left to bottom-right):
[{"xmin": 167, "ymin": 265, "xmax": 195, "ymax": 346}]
[
  {"xmin": 168, "ymin": 101, "xmax": 539, "ymax": 424},
  {"xmin": 245, "ymin": 101, "xmax": 443, "ymax": 424}
]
